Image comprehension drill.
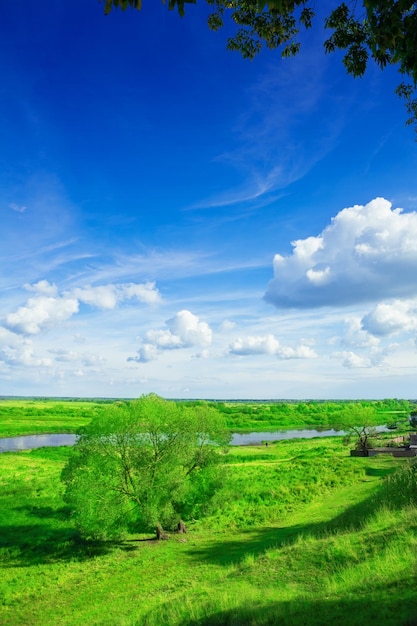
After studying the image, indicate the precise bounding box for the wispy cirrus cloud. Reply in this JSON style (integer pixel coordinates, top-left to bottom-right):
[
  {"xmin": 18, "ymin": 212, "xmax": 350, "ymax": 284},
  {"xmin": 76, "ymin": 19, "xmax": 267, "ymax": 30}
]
[
  {"xmin": 9, "ymin": 202, "xmax": 27, "ymax": 213},
  {"xmin": 193, "ymin": 52, "xmax": 345, "ymax": 210}
]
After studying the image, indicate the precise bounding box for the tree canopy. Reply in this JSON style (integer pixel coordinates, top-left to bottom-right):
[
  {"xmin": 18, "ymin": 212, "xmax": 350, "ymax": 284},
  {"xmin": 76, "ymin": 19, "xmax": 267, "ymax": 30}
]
[
  {"xmin": 101, "ymin": 0, "xmax": 417, "ymax": 129},
  {"xmin": 62, "ymin": 394, "xmax": 230, "ymax": 540}
]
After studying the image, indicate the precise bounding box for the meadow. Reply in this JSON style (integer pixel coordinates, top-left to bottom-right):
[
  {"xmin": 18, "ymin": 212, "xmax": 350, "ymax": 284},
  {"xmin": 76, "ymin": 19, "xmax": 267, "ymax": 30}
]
[
  {"xmin": 0, "ymin": 399, "xmax": 416, "ymax": 625},
  {"xmin": 0, "ymin": 396, "xmax": 413, "ymax": 437},
  {"xmin": 0, "ymin": 398, "xmax": 110, "ymax": 437}
]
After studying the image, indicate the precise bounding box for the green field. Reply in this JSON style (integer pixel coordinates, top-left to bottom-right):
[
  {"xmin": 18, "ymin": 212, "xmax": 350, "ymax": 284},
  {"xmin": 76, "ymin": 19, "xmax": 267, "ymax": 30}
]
[
  {"xmin": 1, "ymin": 406, "xmax": 416, "ymax": 625},
  {"xmin": 0, "ymin": 399, "xmax": 110, "ymax": 437},
  {"xmin": 0, "ymin": 397, "xmax": 413, "ymax": 438}
]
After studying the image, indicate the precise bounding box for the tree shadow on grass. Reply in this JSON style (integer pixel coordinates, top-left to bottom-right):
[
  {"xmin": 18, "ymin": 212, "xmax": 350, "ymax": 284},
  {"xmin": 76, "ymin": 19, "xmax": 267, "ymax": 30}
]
[
  {"xmin": 0, "ymin": 504, "xmax": 113, "ymax": 567},
  {"xmin": 365, "ymin": 465, "xmax": 395, "ymax": 477},
  {"xmin": 184, "ymin": 484, "xmax": 398, "ymax": 568},
  {"xmin": 175, "ymin": 594, "xmax": 417, "ymax": 626},
  {"xmin": 18, "ymin": 504, "xmax": 71, "ymax": 520},
  {"xmin": 0, "ymin": 521, "xmax": 113, "ymax": 567}
]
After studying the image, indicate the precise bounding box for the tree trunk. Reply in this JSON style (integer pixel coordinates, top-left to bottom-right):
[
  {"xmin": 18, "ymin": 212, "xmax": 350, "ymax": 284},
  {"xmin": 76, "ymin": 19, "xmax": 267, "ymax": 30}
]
[
  {"xmin": 177, "ymin": 519, "xmax": 187, "ymax": 533},
  {"xmin": 156, "ymin": 523, "xmax": 169, "ymax": 540}
]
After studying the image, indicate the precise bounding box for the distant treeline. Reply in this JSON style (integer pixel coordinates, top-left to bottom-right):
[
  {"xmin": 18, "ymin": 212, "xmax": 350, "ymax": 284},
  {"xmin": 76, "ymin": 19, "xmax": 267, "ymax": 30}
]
[
  {"xmin": 182, "ymin": 398, "xmax": 414, "ymax": 430},
  {"xmin": 1, "ymin": 397, "xmax": 415, "ymax": 437}
]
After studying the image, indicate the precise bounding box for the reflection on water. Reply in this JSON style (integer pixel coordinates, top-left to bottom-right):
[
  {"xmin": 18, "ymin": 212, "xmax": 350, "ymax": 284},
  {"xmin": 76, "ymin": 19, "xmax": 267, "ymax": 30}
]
[
  {"xmin": 0, "ymin": 426, "xmax": 390, "ymax": 452},
  {"xmin": 231, "ymin": 428, "xmax": 346, "ymax": 445},
  {"xmin": 0, "ymin": 433, "xmax": 77, "ymax": 452},
  {"xmin": 231, "ymin": 425, "xmax": 390, "ymax": 445}
]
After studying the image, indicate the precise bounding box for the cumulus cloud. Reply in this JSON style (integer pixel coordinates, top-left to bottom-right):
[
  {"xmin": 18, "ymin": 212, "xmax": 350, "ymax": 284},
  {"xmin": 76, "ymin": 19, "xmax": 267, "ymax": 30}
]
[
  {"xmin": 361, "ymin": 299, "xmax": 417, "ymax": 336},
  {"xmin": 336, "ymin": 351, "xmax": 373, "ymax": 369},
  {"xmin": 228, "ymin": 333, "xmax": 317, "ymax": 359},
  {"xmin": 265, "ymin": 198, "xmax": 417, "ymax": 308},
  {"xmin": 4, "ymin": 295, "xmax": 79, "ymax": 335},
  {"xmin": 70, "ymin": 281, "xmax": 161, "ymax": 309},
  {"xmin": 24, "ymin": 280, "xmax": 58, "ymax": 296},
  {"xmin": 166, "ymin": 310, "xmax": 212, "ymax": 348},
  {"xmin": 0, "ymin": 329, "xmax": 53, "ymax": 368},
  {"xmin": 193, "ymin": 349, "xmax": 210, "ymax": 359},
  {"xmin": 2, "ymin": 280, "xmax": 161, "ymax": 336},
  {"xmin": 0, "ymin": 344, "xmax": 53, "ymax": 367},
  {"xmin": 333, "ymin": 345, "xmax": 385, "ymax": 369},
  {"xmin": 128, "ymin": 343, "xmax": 159, "ymax": 363},
  {"xmin": 128, "ymin": 310, "xmax": 212, "ymax": 363},
  {"xmin": 342, "ymin": 317, "xmax": 380, "ymax": 349},
  {"xmin": 229, "ymin": 334, "xmax": 280, "ymax": 356}
]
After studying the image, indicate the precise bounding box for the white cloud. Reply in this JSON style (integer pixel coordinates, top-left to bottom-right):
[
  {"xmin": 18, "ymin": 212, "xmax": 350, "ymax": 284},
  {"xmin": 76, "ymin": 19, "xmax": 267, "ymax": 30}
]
[
  {"xmin": 122, "ymin": 282, "xmax": 161, "ymax": 304},
  {"xmin": 219, "ymin": 319, "xmax": 236, "ymax": 332},
  {"xmin": 24, "ymin": 280, "xmax": 58, "ymax": 296},
  {"xmin": 336, "ymin": 351, "xmax": 373, "ymax": 369},
  {"xmin": 229, "ymin": 334, "xmax": 280, "ymax": 356},
  {"xmin": 342, "ymin": 317, "xmax": 380, "ymax": 348},
  {"xmin": 70, "ymin": 281, "xmax": 161, "ymax": 310},
  {"xmin": 333, "ymin": 344, "xmax": 385, "ymax": 369},
  {"xmin": 4, "ymin": 295, "xmax": 79, "ymax": 335},
  {"xmin": 0, "ymin": 329, "xmax": 53, "ymax": 368},
  {"xmin": 81, "ymin": 353, "xmax": 106, "ymax": 367},
  {"xmin": 228, "ymin": 333, "xmax": 317, "ymax": 359},
  {"xmin": 361, "ymin": 300, "xmax": 417, "ymax": 336},
  {"xmin": 2, "ymin": 281, "xmax": 161, "ymax": 336},
  {"xmin": 144, "ymin": 329, "xmax": 182, "ymax": 349},
  {"xmin": 49, "ymin": 349, "xmax": 79, "ymax": 362},
  {"xmin": 166, "ymin": 310, "xmax": 212, "ymax": 348},
  {"xmin": 265, "ymin": 198, "xmax": 417, "ymax": 308},
  {"xmin": 9, "ymin": 202, "xmax": 27, "ymax": 213},
  {"xmin": 128, "ymin": 310, "xmax": 213, "ymax": 363},
  {"xmin": 0, "ymin": 344, "xmax": 52, "ymax": 367},
  {"xmin": 128, "ymin": 343, "xmax": 159, "ymax": 363},
  {"xmin": 278, "ymin": 344, "xmax": 318, "ymax": 359},
  {"xmin": 193, "ymin": 349, "xmax": 210, "ymax": 359}
]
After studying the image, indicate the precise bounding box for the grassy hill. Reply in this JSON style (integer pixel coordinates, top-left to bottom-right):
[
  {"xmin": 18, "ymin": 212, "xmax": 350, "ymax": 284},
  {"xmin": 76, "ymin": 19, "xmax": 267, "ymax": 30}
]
[{"xmin": 1, "ymin": 434, "xmax": 416, "ymax": 625}]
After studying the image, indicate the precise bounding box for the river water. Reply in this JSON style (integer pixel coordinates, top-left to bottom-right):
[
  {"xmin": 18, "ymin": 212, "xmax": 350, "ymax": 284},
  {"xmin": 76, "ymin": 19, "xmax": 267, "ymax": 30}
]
[
  {"xmin": 0, "ymin": 426, "xmax": 391, "ymax": 452},
  {"xmin": 0, "ymin": 433, "xmax": 77, "ymax": 452}
]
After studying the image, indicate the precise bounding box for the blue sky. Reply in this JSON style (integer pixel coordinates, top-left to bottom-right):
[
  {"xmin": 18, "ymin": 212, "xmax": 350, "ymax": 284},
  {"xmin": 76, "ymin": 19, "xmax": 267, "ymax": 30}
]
[{"xmin": 1, "ymin": 1, "xmax": 417, "ymax": 399}]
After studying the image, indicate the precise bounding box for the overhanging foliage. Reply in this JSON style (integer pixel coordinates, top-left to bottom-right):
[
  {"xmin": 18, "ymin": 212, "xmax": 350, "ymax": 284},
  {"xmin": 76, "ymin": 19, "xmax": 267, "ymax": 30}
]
[{"xmin": 101, "ymin": 0, "xmax": 417, "ymax": 129}]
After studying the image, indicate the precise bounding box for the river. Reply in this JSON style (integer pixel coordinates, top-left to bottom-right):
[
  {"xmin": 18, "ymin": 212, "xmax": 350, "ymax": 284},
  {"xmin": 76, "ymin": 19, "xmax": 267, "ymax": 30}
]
[{"xmin": 0, "ymin": 426, "xmax": 391, "ymax": 452}]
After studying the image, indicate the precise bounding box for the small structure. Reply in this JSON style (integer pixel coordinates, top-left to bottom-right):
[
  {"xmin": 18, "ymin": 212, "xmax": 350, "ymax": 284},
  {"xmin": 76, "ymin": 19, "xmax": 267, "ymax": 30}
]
[{"xmin": 351, "ymin": 433, "xmax": 417, "ymax": 458}]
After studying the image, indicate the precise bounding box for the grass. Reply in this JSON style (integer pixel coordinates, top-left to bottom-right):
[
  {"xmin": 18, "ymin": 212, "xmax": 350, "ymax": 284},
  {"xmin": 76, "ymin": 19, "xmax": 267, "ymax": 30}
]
[
  {"xmin": 0, "ymin": 399, "xmax": 108, "ymax": 437},
  {"xmin": 1, "ymin": 398, "xmax": 413, "ymax": 438},
  {"xmin": 1, "ymin": 433, "xmax": 416, "ymax": 625}
]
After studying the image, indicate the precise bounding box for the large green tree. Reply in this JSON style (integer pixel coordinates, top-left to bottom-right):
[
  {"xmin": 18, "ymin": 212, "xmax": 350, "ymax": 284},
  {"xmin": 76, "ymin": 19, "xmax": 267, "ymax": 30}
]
[
  {"xmin": 62, "ymin": 394, "xmax": 230, "ymax": 541},
  {"xmin": 101, "ymin": 0, "xmax": 417, "ymax": 129}
]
